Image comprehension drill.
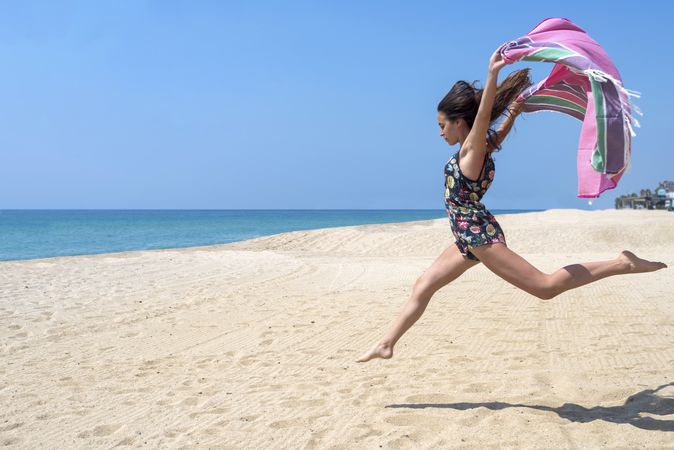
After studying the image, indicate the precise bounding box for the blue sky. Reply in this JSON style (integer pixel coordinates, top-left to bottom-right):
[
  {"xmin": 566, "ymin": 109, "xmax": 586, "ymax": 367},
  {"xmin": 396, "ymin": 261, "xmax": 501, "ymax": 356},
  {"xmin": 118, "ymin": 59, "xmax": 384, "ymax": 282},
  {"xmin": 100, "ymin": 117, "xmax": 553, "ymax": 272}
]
[{"xmin": 1, "ymin": 0, "xmax": 672, "ymax": 210}]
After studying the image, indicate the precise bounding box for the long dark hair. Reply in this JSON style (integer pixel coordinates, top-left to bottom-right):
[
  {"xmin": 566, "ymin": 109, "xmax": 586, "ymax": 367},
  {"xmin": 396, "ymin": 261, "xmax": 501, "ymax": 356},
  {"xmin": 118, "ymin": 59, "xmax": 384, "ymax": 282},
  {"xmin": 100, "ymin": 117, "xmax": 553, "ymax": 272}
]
[{"xmin": 437, "ymin": 68, "xmax": 532, "ymax": 151}]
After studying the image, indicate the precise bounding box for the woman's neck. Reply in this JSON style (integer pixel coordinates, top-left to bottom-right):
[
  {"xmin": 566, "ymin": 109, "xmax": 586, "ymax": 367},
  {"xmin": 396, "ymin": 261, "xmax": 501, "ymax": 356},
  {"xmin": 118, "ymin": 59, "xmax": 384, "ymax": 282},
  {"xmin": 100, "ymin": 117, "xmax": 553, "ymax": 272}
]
[{"xmin": 458, "ymin": 127, "xmax": 470, "ymax": 148}]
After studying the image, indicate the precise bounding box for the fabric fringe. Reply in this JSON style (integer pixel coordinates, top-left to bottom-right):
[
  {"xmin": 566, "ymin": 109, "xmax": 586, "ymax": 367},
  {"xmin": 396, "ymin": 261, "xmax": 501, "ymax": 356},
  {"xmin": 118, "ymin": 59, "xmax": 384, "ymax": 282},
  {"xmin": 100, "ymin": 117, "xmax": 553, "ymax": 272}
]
[
  {"xmin": 581, "ymin": 68, "xmax": 643, "ymax": 180},
  {"xmin": 582, "ymin": 68, "xmax": 643, "ymax": 138}
]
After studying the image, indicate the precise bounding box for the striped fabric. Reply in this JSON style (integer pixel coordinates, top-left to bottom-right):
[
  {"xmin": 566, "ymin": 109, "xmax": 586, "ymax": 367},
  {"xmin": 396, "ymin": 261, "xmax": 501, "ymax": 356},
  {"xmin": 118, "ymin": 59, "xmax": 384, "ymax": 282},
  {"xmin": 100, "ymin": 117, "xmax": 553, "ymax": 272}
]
[{"xmin": 500, "ymin": 18, "xmax": 642, "ymax": 198}]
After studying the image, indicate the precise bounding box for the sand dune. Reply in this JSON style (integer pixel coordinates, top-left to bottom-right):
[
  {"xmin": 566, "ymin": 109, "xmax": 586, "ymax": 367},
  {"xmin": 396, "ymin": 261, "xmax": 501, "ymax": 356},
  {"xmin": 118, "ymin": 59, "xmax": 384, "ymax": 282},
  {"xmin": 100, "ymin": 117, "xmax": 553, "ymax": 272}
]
[{"xmin": 1, "ymin": 209, "xmax": 673, "ymax": 449}]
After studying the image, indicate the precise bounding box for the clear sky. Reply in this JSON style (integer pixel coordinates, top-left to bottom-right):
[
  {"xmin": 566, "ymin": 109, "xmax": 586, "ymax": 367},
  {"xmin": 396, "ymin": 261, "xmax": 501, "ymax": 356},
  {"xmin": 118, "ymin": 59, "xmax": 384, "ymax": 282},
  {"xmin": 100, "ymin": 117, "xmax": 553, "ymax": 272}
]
[{"xmin": 2, "ymin": 0, "xmax": 672, "ymax": 210}]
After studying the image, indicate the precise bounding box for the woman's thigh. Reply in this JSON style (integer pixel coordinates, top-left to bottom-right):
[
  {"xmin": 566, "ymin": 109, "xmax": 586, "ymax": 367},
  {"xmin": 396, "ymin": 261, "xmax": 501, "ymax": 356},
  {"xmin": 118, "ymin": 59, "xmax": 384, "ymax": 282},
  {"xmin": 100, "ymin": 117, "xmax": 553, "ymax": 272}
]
[
  {"xmin": 418, "ymin": 243, "xmax": 481, "ymax": 293},
  {"xmin": 469, "ymin": 243, "xmax": 551, "ymax": 297}
]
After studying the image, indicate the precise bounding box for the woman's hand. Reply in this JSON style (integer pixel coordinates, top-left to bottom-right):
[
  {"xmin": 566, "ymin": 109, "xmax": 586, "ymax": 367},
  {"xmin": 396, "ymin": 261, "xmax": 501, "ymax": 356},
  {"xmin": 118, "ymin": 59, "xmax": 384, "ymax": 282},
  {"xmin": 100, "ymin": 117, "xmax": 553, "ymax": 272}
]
[
  {"xmin": 509, "ymin": 99, "xmax": 526, "ymax": 116},
  {"xmin": 488, "ymin": 44, "xmax": 507, "ymax": 74}
]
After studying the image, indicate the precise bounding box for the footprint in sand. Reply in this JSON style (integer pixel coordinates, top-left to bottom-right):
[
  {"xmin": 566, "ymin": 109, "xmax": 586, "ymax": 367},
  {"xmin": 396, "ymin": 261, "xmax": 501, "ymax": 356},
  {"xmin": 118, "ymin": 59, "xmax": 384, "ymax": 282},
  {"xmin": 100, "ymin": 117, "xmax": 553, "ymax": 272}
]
[
  {"xmin": 77, "ymin": 424, "xmax": 122, "ymax": 438},
  {"xmin": 188, "ymin": 407, "xmax": 229, "ymax": 419},
  {"xmin": 179, "ymin": 397, "xmax": 200, "ymax": 406},
  {"xmin": 0, "ymin": 423, "xmax": 23, "ymax": 432}
]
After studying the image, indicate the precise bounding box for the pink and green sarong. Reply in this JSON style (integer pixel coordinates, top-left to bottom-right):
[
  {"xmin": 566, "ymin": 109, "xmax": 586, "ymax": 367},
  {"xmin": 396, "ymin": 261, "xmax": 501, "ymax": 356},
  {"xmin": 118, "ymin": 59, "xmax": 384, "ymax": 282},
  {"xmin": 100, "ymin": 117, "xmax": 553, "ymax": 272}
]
[{"xmin": 500, "ymin": 17, "xmax": 642, "ymax": 198}]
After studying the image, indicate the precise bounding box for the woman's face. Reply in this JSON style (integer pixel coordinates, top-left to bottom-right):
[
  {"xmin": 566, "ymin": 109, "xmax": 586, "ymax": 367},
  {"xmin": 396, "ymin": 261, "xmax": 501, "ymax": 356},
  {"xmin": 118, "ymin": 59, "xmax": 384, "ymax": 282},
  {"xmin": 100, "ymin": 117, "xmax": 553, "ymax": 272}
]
[{"xmin": 437, "ymin": 111, "xmax": 461, "ymax": 146}]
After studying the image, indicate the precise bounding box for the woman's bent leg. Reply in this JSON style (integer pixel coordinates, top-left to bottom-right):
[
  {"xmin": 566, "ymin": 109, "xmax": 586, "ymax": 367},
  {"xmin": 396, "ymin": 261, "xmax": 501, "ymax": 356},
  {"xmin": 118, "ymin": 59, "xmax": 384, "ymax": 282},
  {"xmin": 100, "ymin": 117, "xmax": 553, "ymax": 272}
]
[
  {"xmin": 356, "ymin": 243, "xmax": 480, "ymax": 363},
  {"xmin": 469, "ymin": 244, "xmax": 667, "ymax": 300}
]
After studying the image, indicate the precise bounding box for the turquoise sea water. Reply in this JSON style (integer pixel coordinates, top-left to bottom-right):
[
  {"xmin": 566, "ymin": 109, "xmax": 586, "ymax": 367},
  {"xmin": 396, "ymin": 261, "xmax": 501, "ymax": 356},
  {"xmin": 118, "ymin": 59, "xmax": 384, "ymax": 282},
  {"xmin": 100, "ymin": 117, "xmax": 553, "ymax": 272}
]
[{"xmin": 0, "ymin": 209, "xmax": 543, "ymax": 261}]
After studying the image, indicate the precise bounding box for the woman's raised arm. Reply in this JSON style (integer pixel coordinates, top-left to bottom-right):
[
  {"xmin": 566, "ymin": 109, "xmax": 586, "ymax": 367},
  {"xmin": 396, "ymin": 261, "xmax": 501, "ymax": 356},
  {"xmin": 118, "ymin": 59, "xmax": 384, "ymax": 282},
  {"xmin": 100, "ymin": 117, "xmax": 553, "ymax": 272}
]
[
  {"xmin": 465, "ymin": 45, "xmax": 507, "ymax": 154},
  {"xmin": 459, "ymin": 45, "xmax": 505, "ymax": 179}
]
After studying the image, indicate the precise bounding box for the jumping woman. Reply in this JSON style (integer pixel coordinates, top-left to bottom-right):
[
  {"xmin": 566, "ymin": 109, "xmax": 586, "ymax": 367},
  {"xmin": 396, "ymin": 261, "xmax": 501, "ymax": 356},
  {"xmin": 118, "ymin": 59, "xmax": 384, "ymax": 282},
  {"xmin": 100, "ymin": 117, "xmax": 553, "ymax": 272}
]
[{"xmin": 356, "ymin": 44, "xmax": 667, "ymax": 363}]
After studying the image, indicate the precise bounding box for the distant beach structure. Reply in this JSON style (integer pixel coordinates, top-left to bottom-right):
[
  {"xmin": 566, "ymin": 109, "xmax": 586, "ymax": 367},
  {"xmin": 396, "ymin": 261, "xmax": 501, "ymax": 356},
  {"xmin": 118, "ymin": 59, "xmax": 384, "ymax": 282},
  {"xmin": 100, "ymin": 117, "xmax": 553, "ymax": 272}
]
[{"xmin": 614, "ymin": 180, "xmax": 674, "ymax": 210}]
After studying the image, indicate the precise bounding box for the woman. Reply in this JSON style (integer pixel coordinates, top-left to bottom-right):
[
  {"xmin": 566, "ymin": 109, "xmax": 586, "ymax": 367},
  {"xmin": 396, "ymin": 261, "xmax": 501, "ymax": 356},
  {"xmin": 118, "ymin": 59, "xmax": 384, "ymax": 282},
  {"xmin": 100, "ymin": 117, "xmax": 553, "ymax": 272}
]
[{"xmin": 356, "ymin": 44, "xmax": 667, "ymax": 363}]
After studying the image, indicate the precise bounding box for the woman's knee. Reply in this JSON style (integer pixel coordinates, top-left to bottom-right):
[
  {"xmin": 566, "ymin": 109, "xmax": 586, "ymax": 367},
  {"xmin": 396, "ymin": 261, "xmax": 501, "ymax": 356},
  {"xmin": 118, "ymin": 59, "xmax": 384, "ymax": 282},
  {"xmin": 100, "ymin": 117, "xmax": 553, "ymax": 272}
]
[
  {"xmin": 532, "ymin": 276, "xmax": 558, "ymax": 300},
  {"xmin": 413, "ymin": 275, "xmax": 439, "ymax": 296}
]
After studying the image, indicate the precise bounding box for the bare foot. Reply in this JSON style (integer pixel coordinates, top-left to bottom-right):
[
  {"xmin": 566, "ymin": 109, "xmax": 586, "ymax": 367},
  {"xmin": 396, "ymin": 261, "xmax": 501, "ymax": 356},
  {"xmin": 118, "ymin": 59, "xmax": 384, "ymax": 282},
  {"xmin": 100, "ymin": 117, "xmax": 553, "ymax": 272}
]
[
  {"xmin": 355, "ymin": 342, "xmax": 393, "ymax": 363},
  {"xmin": 618, "ymin": 250, "xmax": 668, "ymax": 274}
]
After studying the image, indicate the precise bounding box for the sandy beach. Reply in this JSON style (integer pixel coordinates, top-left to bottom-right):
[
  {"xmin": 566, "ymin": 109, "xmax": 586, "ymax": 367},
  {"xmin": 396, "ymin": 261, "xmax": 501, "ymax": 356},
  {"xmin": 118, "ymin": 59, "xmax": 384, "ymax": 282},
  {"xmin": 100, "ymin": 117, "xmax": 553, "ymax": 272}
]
[{"xmin": 1, "ymin": 209, "xmax": 673, "ymax": 449}]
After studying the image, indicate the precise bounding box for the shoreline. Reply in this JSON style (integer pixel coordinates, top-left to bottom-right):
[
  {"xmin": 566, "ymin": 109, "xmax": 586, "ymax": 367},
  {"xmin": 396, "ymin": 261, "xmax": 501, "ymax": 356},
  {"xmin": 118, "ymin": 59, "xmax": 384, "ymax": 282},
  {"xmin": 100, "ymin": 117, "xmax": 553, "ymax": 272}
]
[{"xmin": 2, "ymin": 208, "xmax": 668, "ymax": 264}]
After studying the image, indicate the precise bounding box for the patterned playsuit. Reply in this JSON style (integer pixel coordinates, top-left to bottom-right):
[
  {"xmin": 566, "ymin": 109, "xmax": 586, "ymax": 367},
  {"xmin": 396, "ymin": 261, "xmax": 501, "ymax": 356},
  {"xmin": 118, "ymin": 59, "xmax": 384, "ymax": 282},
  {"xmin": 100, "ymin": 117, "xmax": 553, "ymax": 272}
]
[{"xmin": 444, "ymin": 150, "xmax": 507, "ymax": 261}]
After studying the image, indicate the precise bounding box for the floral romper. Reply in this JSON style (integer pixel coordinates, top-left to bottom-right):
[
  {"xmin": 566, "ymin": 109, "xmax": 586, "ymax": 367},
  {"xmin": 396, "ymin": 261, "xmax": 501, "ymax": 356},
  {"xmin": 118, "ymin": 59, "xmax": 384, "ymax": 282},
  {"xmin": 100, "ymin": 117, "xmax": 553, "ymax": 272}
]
[{"xmin": 444, "ymin": 149, "xmax": 507, "ymax": 261}]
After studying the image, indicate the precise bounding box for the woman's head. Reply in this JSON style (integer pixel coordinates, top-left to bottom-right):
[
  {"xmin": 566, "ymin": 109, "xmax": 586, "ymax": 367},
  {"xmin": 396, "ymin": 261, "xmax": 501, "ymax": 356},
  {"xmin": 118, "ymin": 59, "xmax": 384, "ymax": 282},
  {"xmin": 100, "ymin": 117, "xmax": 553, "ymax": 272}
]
[
  {"xmin": 437, "ymin": 80, "xmax": 477, "ymax": 146},
  {"xmin": 438, "ymin": 80, "xmax": 472, "ymax": 145},
  {"xmin": 437, "ymin": 68, "xmax": 532, "ymax": 150},
  {"xmin": 437, "ymin": 111, "xmax": 467, "ymax": 146}
]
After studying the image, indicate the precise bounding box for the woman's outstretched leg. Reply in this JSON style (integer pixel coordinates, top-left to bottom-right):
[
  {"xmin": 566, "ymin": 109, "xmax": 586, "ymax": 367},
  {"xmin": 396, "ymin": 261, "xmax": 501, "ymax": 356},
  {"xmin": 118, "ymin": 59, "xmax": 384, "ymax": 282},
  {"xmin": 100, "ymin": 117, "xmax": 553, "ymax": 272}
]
[
  {"xmin": 356, "ymin": 243, "xmax": 480, "ymax": 363},
  {"xmin": 469, "ymin": 244, "xmax": 667, "ymax": 300}
]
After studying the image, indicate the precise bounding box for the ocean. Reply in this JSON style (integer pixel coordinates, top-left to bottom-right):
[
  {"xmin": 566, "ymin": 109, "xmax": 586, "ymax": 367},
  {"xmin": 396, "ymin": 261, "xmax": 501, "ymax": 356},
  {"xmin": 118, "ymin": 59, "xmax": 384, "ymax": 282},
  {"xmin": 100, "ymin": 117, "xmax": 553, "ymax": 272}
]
[{"xmin": 0, "ymin": 209, "xmax": 543, "ymax": 261}]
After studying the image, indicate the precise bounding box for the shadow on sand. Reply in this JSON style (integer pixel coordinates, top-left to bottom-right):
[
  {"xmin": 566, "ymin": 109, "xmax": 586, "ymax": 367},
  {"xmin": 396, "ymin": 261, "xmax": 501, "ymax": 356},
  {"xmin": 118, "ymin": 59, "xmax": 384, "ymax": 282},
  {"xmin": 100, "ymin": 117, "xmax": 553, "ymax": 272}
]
[{"xmin": 386, "ymin": 382, "xmax": 674, "ymax": 431}]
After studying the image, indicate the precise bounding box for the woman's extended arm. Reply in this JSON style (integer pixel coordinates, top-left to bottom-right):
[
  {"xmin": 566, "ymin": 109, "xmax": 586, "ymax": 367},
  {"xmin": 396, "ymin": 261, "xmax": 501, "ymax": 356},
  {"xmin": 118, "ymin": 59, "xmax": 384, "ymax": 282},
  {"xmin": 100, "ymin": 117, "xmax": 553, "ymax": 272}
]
[
  {"xmin": 457, "ymin": 55, "xmax": 504, "ymax": 179},
  {"xmin": 488, "ymin": 99, "xmax": 525, "ymax": 151},
  {"xmin": 464, "ymin": 45, "xmax": 507, "ymax": 154}
]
